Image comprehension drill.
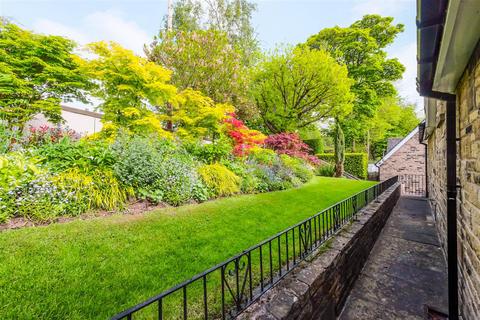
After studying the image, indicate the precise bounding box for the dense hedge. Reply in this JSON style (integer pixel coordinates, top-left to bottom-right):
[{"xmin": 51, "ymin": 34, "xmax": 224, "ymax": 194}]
[
  {"xmin": 316, "ymin": 153, "xmax": 368, "ymax": 179},
  {"xmin": 303, "ymin": 138, "xmax": 323, "ymax": 154}
]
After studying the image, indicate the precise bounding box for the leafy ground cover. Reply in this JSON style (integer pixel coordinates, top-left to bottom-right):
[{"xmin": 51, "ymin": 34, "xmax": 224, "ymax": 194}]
[{"xmin": 0, "ymin": 177, "xmax": 375, "ymax": 320}]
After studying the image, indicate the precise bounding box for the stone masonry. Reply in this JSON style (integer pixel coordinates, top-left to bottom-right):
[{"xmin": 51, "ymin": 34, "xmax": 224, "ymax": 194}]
[
  {"xmin": 237, "ymin": 183, "xmax": 400, "ymax": 320},
  {"xmin": 426, "ymin": 45, "xmax": 480, "ymax": 319},
  {"xmin": 378, "ymin": 131, "xmax": 426, "ymax": 182},
  {"xmin": 340, "ymin": 197, "xmax": 448, "ymax": 319}
]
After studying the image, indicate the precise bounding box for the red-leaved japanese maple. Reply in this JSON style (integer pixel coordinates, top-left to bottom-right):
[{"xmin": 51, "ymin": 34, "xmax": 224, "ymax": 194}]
[{"xmin": 265, "ymin": 132, "xmax": 320, "ymax": 165}]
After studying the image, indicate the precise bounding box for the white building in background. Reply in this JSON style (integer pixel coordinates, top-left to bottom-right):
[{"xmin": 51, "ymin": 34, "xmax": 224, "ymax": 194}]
[{"xmin": 28, "ymin": 105, "xmax": 103, "ymax": 135}]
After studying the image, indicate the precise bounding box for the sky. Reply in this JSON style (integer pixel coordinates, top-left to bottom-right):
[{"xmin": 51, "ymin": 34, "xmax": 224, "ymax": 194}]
[{"xmin": 1, "ymin": 0, "xmax": 421, "ymax": 111}]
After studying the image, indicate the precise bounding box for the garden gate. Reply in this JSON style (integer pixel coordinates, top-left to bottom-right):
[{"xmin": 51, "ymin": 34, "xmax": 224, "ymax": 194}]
[{"xmin": 399, "ymin": 174, "xmax": 426, "ymax": 197}]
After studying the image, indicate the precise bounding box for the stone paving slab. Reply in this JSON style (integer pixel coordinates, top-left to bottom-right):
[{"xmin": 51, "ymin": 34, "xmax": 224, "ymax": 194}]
[{"xmin": 339, "ymin": 197, "xmax": 448, "ymax": 320}]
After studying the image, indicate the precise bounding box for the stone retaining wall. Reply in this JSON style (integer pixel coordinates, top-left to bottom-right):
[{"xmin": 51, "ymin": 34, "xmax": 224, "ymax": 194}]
[{"xmin": 238, "ymin": 183, "xmax": 401, "ymax": 320}]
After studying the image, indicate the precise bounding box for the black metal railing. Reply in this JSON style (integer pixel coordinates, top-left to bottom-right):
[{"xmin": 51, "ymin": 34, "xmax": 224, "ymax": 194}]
[
  {"xmin": 399, "ymin": 174, "xmax": 426, "ymax": 196},
  {"xmin": 111, "ymin": 176, "xmax": 399, "ymax": 320}
]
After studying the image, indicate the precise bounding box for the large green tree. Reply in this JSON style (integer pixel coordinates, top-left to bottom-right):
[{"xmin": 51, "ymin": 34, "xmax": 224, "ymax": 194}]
[
  {"xmin": 145, "ymin": 30, "xmax": 254, "ymax": 118},
  {"xmin": 0, "ymin": 20, "xmax": 92, "ymax": 131},
  {"xmin": 150, "ymin": 0, "xmax": 258, "ymax": 119},
  {"xmin": 250, "ymin": 47, "xmax": 354, "ymax": 133},
  {"xmin": 369, "ymin": 96, "xmax": 419, "ymax": 159},
  {"xmin": 306, "ymin": 15, "xmax": 405, "ymax": 152},
  {"xmin": 165, "ymin": 0, "xmax": 258, "ymax": 65}
]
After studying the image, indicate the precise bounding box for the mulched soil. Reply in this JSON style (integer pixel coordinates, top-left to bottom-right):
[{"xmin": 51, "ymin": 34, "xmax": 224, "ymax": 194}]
[{"xmin": 0, "ymin": 200, "xmax": 169, "ymax": 232}]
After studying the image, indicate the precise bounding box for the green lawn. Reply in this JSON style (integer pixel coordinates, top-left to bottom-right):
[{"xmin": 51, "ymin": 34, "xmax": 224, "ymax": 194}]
[{"xmin": 0, "ymin": 177, "xmax": 375, "ymax": 320}]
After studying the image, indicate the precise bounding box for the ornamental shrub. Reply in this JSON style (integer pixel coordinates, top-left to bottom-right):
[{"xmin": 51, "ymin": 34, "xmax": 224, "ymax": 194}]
[
  {"xmin": 316, "ymin": 153, "xmax": 368, "ymax": 179},
  {"xmin": 191, "ymin": 180, "xmax": 211, "ymax": 203},
  {"xmin": 239, "ymin": 170, "xmax": 261, "ymax": 193},
  {"xmin": 248, "ymin": 162, "xmax": 289, "ymax": 192},
  {"xmin": 157, "ymin": 152, "xmax": 200, "ymax": 205},
  {"xmin": 34, "ymin": 138, "xmax": 115, "ymax": 174},
  {"xmin": 25, "ymin": 125, "xmax": 80, "ymax": 147},
  {"xmin": 198, "ymin": 163, "xmax": 241, "ymax": 197},
  {"xmin": 279, "ymin": 154, "xmax": 314, "ymax": 183},
  {"xmin": 248, "ymin": 148, "xmax": 278, "ymax": 166},
  {"xmin": 265, "ymin": 133, "xmax": 320, "ymax": 165},
  {"xmin": 317, "ymin": 164, "xmax": 335, "ymax": 177},
  {"xmin": 113, "ymin": 135, "xmax": 200, "ymax": 206},
  {"xmin": 271, "ymin": 163, "xmax": 300, "ymax": 189},
  {"xmin": 220, "ymin": 159, "xmax": 260, "ymax": 194},
  {"xmin": 303, "ymin": 138, "xmax": 324, "ymax": 154},
  {"xmin": 223, "ymin": 113, "xmax": 266, "ymax": 156},
  {"xmin": 112, "ymin": 135, "xmax": 164, "ymax": 190},
  {"xmin": 8, "ymin": 174, "xmax": 71, "ymax": 221},
  {"xmin": 0, "ymin": 125, "xmax": 22, "ymax": 154},
  {"xmin": 185, "ymin": 138, "xmax": 233, "ymax": 164},
  {"xmin": 0, "ymin": 153, "xmax": 41, "ymax": 191},
  {"xmin": 0, "ymin": 153, "xmax": 43, "ymax": 221}
]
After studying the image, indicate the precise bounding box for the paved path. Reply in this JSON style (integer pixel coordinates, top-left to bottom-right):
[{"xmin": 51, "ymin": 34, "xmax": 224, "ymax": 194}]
[{"xmin": 339, "ymin": 196, "xmax": 448, "ymax": 319}]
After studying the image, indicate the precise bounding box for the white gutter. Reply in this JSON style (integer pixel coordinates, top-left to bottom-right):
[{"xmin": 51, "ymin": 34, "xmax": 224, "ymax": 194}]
[{"xmin": 433, "ymin": 0, "xmax": 480, "ymax": 93}]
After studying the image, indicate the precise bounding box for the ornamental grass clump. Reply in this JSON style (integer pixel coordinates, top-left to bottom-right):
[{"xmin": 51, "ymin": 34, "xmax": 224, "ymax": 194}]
[
  {"xmin": 52, "ymin": 168, "xmax": 95, "ymax": 214},
  {"xmin": 89, "ymin": 170, "xmax": 133, "ymax": 211},
  {"xmin": 317, "ymin": 163, "xmax": 335, "ymax": 177},
  {"xmin": 198, "ymin": 163, "xmax": 241, "ymax": 197}
]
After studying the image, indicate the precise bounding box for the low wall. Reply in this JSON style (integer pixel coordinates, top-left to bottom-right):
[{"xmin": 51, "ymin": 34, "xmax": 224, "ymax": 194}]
[{"xmin": 238, "ymin": 183, "xmax": 401, "ymax": 320}]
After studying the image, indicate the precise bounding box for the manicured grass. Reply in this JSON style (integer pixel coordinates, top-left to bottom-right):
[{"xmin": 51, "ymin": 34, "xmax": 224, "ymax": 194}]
[{"xmin": 0, "ymin": 177, "xmax": 375, "ymax": 319}]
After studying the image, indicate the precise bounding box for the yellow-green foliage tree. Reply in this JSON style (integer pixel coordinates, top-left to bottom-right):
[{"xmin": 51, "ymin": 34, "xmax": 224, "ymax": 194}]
[
  {"xmin": 166, "ymin": 89, "xmax": 233, "ymax": 141},
  {"xmin": 251, "ymin": 47, "xmax": 354, "ymax": 133},
  {"xmin": 82, "ymin": 41, "xmax": 232, "ymax": 141},
  {"xmin": 81, "ymin": 41, "xmax": 177, "ymax": 139}
]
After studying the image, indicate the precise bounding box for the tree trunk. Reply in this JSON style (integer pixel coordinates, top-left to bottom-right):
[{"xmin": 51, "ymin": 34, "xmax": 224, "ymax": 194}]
[
  {"xmin": 334, "ymin": 119, "xmax": 345, "ymax": 177},
  {"xmin": 366, "ymin": 130, "xmax": 370, "ymax": 161},
  {"xmin": 166, "ymin": 102, "xmax": 173, "ymax": 131}
]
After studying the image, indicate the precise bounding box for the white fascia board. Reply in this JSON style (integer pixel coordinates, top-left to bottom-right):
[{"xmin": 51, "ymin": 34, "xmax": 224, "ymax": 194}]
[{"xmin": 433, "ymin": 0, "xmax": 480, "ymax": 93}]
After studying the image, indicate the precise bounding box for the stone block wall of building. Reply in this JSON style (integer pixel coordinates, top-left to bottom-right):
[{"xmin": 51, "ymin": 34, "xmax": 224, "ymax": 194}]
[
  {"xmin": 378, "ymin": 131, "xmax": 426, "ymax": 182},
  {"xmin": 427, "ymin": 49, "xmax": 480, "ymax": 320},
  {"xmin": 427, "ymin": 101, "xmax": 448, "ymax": 250}
]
